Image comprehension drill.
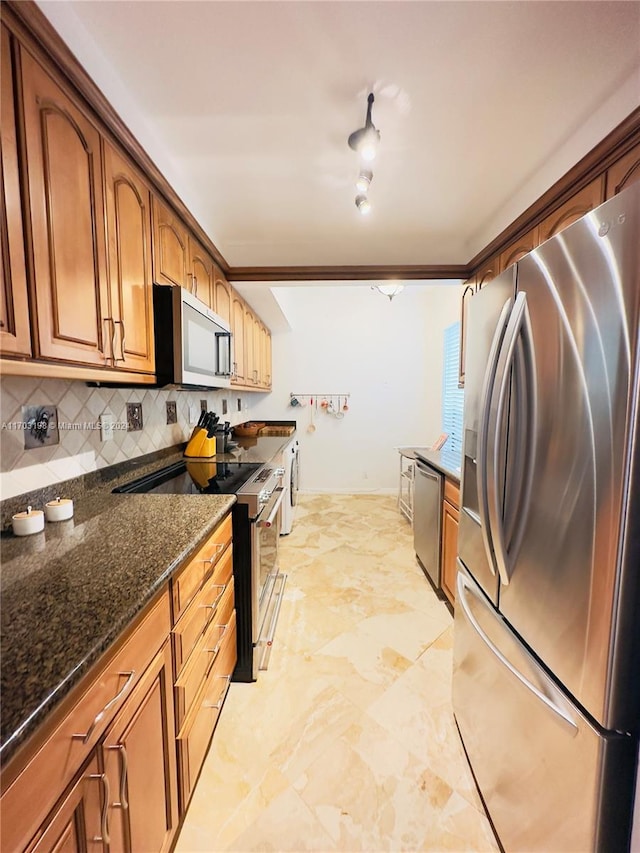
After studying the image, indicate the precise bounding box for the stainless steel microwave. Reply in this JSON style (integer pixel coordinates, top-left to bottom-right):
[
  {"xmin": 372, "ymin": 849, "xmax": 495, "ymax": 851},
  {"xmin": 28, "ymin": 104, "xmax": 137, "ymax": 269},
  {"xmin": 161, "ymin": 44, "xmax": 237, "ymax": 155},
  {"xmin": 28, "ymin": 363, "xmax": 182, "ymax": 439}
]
[{"xmin": 153, "ymin": 285, "xmax": 232, "ymax": 389}]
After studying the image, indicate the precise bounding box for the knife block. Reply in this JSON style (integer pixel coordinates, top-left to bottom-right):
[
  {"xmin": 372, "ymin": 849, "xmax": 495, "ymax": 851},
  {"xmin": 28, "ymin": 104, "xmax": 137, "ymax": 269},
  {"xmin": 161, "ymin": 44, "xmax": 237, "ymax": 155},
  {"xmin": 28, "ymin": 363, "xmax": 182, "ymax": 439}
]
[{"xmin": 184, "ymin": 428, "xmax": 217, "ymax": 458}]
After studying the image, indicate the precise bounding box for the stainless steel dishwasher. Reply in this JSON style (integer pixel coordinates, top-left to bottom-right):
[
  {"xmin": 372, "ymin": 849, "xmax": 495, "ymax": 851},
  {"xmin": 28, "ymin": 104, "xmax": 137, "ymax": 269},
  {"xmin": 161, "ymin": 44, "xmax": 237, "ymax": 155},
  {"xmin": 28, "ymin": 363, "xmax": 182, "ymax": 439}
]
[{"xmin": 413, "ymin": 454, "xmax": 443, "ymax": 588}]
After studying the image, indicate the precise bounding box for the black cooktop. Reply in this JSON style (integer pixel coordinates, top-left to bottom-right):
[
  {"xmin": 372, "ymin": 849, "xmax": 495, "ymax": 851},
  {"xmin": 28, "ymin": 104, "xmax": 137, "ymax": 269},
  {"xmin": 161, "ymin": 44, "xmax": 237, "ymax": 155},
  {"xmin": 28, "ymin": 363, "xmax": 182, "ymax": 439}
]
[{"xmin": 113, "ymin": 460, "xmax": 263, "ymax": 496}]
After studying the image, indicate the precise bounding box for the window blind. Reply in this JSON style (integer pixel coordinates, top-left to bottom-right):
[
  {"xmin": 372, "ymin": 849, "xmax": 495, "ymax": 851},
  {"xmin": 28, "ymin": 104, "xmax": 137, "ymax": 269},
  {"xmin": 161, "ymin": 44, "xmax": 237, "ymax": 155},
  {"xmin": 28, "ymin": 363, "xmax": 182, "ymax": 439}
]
[{"xmin": 442, "ymin": 321, "xmax": 465, "ymax": 465}]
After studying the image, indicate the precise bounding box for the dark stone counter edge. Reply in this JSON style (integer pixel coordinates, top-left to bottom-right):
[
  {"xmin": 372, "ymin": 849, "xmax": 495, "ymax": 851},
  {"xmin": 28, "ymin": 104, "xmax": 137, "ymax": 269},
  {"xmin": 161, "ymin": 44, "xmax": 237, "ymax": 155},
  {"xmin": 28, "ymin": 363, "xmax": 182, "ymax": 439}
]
[
  {"xmin": 0, "ymin": 497, "xmax": 235, "ymax": 768},
  {"xmin": 398, "ymin": 446, "xmax": 461, "ymax": 484}
]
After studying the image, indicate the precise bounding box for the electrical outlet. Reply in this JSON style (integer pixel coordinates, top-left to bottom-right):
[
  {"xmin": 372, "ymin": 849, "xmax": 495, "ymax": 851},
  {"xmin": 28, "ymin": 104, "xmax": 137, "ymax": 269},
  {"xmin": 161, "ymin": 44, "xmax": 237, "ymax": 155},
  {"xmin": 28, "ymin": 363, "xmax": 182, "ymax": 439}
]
[
  {"xmin": 166, "ymin": 401, "xmax": 177, "ymax": 425},
  {"xmin": 200, "ymin": 399, "xmax": 208, "ymax": 412},
  {"xmin": 100, "ymin": 412, "xmax": 115, "ymax": 442},
  {"xmin": 222, "ymin": 399, "xmax": 228, "ymax": 415},
  {"xmin": 237, "ymin": 398, "xmax": 242, "ymax": 412},
  {"xmin": 126, "ymin": 403, "xmax": 143, "ymax": 432}
]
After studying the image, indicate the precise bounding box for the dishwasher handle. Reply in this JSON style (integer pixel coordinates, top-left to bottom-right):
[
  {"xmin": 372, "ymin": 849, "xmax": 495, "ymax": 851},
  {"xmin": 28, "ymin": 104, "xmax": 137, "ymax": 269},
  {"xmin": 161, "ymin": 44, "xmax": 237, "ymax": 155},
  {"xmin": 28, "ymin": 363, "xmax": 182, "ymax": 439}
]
[{"xmin": 415, "ymin": 459, "xmax": 441, "ymax": 481}]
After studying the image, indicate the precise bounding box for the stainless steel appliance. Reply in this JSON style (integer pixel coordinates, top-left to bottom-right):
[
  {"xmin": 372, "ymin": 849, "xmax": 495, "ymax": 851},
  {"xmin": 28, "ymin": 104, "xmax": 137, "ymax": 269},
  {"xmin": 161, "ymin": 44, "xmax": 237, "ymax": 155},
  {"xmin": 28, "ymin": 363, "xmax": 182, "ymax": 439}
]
[
  {"xmin": 280, "ymin": 438, "xmax": 299, "ymax": 536},
  {"xmin": 114, "ymin": 459, "xmax": 287, "ymax": 680},
  {"xmin": 153, "ymin": 284, "xmax": 232, "ymax": 389},
  {"xmin": 453, "ymin": 183, "xmax": 640, "ymax": 851},
  {"xmin": 413, "ymin": 454, "xmax": 443, "ymax": 588}
]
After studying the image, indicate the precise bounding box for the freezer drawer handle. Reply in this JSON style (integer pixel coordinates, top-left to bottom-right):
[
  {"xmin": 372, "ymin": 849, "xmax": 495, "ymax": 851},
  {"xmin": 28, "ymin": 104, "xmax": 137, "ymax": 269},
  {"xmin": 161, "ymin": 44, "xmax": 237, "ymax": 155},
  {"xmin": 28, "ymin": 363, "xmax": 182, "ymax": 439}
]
[{"xmin": 456, "ymin": 568, "xmax": 578, "ymax": 736}]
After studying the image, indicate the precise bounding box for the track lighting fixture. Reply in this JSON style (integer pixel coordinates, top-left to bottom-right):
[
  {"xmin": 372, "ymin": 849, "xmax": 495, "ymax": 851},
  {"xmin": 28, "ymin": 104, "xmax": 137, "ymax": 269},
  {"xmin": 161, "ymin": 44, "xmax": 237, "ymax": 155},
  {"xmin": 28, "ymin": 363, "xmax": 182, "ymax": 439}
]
[
  {"xmin": 355, "ymin": 169, "xmax": 373, "ymax": 193},
  {"xmin": 355, "ymin": 194, "xmax": 371, "ymax": 215},
  {"xmin": 348, "ymin": 93, "xmax": 380, "ymax": 162}
]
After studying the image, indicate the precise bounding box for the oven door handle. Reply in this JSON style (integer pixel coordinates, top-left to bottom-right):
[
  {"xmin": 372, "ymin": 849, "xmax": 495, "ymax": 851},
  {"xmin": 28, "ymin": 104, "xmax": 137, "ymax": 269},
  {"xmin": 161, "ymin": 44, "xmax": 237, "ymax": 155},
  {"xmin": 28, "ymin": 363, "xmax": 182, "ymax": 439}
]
[{"xmin": 256, "ymin": 487, "xmax": 285, "ymax": 527}]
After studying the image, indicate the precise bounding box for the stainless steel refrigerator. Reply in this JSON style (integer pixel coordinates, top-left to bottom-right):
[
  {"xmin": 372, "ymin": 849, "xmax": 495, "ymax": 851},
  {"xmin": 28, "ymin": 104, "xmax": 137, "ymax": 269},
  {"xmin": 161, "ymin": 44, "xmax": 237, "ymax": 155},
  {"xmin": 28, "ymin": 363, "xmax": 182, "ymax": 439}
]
[{"xmin": 452, "ymin": 181, "xmax": 640, "ymax": 852}]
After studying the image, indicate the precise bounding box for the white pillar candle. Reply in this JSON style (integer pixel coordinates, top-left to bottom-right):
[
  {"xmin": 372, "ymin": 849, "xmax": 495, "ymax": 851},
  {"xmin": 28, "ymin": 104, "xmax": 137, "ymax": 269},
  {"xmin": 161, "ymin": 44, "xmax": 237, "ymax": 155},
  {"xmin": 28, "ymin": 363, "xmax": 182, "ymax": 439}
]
[
  {"xmin": 12, "ymin": 506, "xmax": 45, "ymax": 536},
  {"xmin": 44, "ymin": 497, "xmax": 74, "ymax": 522}
]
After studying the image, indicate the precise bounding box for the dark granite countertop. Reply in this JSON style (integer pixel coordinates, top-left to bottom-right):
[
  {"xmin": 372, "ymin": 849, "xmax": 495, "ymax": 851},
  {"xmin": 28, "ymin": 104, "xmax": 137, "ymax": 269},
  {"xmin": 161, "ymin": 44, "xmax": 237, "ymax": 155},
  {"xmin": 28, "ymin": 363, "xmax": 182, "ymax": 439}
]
[
  {"xmin": 0, "ymin": 429, "xmax": 298, "ymax": 766},
  {"xmin": 0, "ymin": 483, "xmax": 234, "ymax": 767},
  {"xmin": 397, "ymin": 446, "xmax": 462, "ymax": 484}
]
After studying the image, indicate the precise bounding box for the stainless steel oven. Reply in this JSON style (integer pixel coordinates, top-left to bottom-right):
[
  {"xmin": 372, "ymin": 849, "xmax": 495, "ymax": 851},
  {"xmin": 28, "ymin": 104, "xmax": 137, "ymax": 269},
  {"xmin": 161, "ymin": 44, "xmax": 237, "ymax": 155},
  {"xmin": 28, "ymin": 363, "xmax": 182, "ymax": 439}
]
[{"xmin": 113, "ymin": 458, "xmax": 288, "ymax": 682}]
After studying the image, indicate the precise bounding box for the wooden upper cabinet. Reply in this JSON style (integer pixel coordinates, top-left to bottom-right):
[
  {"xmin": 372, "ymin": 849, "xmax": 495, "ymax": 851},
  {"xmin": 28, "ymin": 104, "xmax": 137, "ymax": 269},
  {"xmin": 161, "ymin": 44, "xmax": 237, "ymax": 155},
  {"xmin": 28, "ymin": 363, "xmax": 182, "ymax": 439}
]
[
  {"xmin": 263, "ymin": 327, "xmax": 272, "ymax": 389},
  {"xmin": 19, "ymin": 47, "xmax": 110, "ymax": 366},
  {"xmin": 103, "ymin": 141, "xmax": 154, "ymax": 373},
  {"xmin": 188, "ymin": 237, "xmax": 214, "ymax": 309},
  {"xmin": 151, "ymin": 196, "xmax": 189, "ymax": 289},
  {"xmin": 475, "ymin": 256, "xmax": 498, "ymax": 291},
  {"xmin": 213, "ymin": 267, "xmax": 231, "ymax": 325},
  {"xmin": 538, "ymin": 176, "xmax": 605, "ymax": 244},
  {"xmin": 243, "ymin": 303, "xmax": 255, "ymax": 385},
  {"xmin": 498, "ymin": 226, "xmax": 539, "ymax": 273},
  {"xmin": 1, "ymin": 26, "xmax": 32, "ymax": 358},
  {"xmin": 605, "ymin": 141, "xmax": 640, "ymax": 199},
  {"xmin": 231, "ymin": 290, "xmax": 246, "ymax": 384}
]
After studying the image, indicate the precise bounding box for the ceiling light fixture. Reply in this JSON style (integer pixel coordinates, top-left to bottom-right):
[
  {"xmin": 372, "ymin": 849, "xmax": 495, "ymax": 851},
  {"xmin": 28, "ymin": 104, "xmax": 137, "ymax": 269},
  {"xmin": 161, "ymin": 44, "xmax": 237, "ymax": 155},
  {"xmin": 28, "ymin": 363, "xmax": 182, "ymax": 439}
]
[
  {"xmin": 355, "ymin": 169, "xmax": 373, "ymax": 193},
  {"xmin": 355, "ymin": 194, "xmax": 371, "ymax": 216},
  {"xmin": 348, "ymin": 93, "xmax": 380, "ymax": 162},
  {"xmin": 371, "ymin": 283, "xmax": 404, "ymax": 301}
]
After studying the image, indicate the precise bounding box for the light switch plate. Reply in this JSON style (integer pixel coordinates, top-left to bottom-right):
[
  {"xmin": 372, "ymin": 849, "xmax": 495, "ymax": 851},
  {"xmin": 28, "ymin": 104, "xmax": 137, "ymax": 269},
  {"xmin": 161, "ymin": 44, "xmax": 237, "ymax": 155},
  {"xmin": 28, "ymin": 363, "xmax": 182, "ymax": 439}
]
[
  {"xmin": 188, "ymin": 404, "xmax": 199, "ymax": 425},
  {"xmin": 100, "ymin": 412, "xmax": 115, "ymax": 442}
]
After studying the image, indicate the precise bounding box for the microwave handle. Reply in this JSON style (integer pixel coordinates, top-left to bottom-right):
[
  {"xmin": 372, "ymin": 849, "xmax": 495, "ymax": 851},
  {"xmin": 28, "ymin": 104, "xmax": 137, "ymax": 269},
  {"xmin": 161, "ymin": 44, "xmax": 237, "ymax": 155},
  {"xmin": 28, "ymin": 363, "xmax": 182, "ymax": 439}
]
[{"xmin": 215, "ymin": 332, "xmax": 232, "ymax": 377}]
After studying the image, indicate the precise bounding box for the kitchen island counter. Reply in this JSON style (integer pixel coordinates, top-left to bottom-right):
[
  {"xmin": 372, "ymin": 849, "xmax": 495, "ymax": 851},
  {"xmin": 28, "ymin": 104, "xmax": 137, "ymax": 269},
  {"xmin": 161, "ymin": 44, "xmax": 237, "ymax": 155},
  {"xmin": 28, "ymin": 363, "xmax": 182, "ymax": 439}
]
[{"xmin": 398, "ymin": 446, "xmax": 461, "ymax": 484}]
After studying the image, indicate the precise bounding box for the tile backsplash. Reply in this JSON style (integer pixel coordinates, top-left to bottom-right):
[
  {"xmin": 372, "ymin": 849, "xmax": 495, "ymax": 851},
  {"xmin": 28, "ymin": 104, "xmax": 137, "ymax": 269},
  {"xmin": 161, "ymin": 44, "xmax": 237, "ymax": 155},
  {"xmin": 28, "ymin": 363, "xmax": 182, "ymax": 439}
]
[{"xmin": 0, "ymin": 376, "xmax": 251, "ymax": 499}]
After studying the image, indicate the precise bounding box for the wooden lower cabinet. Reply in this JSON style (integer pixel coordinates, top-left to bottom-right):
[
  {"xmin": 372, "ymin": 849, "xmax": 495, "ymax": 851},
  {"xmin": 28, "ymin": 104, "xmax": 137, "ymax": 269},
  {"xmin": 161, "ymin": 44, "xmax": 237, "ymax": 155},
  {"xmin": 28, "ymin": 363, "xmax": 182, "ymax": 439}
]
[
  {"xmin": 26, "ymin": 755, "xmax": 104, "ymax": 853},
  {"xmin": 441, "ymin": 478, "xmax": 460, "ymax": 607},
  {"xmin": 102, "ymin": 642, "xmax": 178, "ymax": 853}
]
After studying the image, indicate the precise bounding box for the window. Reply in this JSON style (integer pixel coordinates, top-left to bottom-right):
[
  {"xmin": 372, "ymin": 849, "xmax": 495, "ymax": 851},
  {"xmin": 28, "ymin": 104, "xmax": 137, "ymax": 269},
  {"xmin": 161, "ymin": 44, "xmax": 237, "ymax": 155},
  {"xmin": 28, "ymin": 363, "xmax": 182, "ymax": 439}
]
[{"xmin": 442, "ymin": 321, "xmax": 464, "ymax": 465}]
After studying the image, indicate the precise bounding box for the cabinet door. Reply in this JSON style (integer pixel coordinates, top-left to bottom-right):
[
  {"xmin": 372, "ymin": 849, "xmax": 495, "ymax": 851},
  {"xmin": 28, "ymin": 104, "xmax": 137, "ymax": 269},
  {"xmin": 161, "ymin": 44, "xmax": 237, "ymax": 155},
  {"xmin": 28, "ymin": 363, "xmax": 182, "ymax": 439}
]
[
  {"xmin": 475, "ymin": 256, "xmax": 498, "ymax": 291},
  {"xmin": 458, "ymin": 279, "xmax": 475, "ymax": 388},
  {"xmin": 20, "ymin": 48, "xmax": 110, "ymax": 365},
  {"xmin": 28, "ymin": 755, "xmax": 105, "ymax": 853},
  {"xmin": 605, "ymin": 141, "xmax": 640, "ymax": 199},
  {"xmin": 230, "ymin": 291, "xmax": 245, "ymax": 384},
  {"xmin": 538, "ymin": 177, "xmax": 605, "ymax": 243},
  {"xmin": 441, "ymin": 498, "xmax": 460, "ymax": 607},
  {"xmin": 103, "ymin": 142, "xmax": 154, "ymax": 373},
  {"xmin": 253, "ymin": 316, "xmax": 262, "ymax": 386},
  {"xmin": 498, "ymin": 226, "xmax": 539, "ymax": 273},
  {"xmin": 244, "ymin": 304, "xmax": 255, "ymax": 386},
  {"xmin": 213, "ymin": 267, "xmax": 231, "ymax": 324},
  {"xmin": 102, "ymin": 642, "xmax": 178, "ymax": 853},
  {"xmin": 151, "ymin": 196, "xmax": 189, "ymax": 289},
  {"xmin": 1, "ymin": 26, "xmax": 31, "ymax": 357},
  {"xmin": 188, "ymin": 237, "xmax": 214, "ymax": 309},
  {"xmin": 264, "ymin": 327, "xmax": 272, "ymax": 389}
]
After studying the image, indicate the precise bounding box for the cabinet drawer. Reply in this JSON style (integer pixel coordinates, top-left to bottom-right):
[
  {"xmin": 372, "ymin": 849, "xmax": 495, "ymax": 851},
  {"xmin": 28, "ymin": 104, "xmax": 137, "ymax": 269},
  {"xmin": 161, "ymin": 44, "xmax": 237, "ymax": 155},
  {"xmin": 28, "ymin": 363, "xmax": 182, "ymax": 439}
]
[
  {"xmin": 175, "ymin": 583, "xmax": 235, "ymax": 727},
  {"xmin": 0, "ymin": 589, "xmax": 170, "ymax": 852},
  {"xmin": 176, "ymin": 610, "xmax": 237, "ymax": 807},
  {"xmin": 171, "ymin": 514, "xmax": 232, "ymax": 622},
  {"xmin": 172, "ymin": 546, "xmax": 233, "ymax": 677},
  {"xmin": 444, "ymin": 478, "xmax": 460, "ymax": 509}
]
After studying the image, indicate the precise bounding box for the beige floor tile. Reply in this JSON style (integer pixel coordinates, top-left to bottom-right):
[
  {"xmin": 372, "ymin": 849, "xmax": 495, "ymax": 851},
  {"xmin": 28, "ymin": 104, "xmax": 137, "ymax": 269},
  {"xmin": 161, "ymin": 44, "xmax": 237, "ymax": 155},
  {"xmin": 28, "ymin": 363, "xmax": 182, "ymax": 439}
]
[{"xmin": 175, "ymin": 494, "xmax": 496, "ymax": 853}]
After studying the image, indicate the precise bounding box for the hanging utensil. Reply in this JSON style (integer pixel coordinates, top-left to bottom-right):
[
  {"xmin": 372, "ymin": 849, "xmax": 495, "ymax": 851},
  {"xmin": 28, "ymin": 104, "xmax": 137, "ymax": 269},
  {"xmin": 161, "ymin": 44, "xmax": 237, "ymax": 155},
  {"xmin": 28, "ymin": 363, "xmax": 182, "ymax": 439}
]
[{"xmin": 307, "ymin": 397, "xmax": 316, "ymax": 433}]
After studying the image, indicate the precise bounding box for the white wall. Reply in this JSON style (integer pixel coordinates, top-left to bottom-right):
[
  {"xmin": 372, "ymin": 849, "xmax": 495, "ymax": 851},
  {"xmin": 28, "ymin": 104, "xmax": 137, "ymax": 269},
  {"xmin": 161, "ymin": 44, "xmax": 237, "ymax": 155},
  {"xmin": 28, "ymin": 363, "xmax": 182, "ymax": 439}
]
[{"xmin": 246, "ymin": 284, "xmax": 460, "ymax": 493}]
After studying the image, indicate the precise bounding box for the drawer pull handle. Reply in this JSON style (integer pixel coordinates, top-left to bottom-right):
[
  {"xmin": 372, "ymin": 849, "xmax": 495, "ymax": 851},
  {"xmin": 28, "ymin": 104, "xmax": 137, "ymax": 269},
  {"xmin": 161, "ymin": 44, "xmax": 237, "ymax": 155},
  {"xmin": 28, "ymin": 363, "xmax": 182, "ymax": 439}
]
[
  {"xmin": 205, "ymin": 674, "xmax": 232, "ymax": 711},
  {"xmin": 73, "ymin": 671, "xmax": 135, "ymax": 744},
  {"xmin": 201, "ymin": 584, "xmax": 226, "ymax": 612},
  {"xmin": 204, "ymin": 622, "xmax": 229, "ymax": 658},
  {"xmin": 89, "ymin": 773, "xmax": 111, "ymax": 844},
  {"xmin": 108, "ymin": 743, "xmax": 129, "ymax": 810},
  {"xmin": 205, "ymin": 543, "xmax": 226, "ymax": 565}
]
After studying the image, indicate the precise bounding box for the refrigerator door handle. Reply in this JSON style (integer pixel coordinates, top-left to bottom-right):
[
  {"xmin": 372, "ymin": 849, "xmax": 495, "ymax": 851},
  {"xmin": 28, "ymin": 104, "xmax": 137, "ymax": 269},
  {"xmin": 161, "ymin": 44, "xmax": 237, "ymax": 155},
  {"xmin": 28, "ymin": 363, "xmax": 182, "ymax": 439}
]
[
  {"xmin": 456, "ymin": 566, "xmax": 579, "ymax": 736},
  {"xmin": 477, "ymin": 297, "xmax": 513, "ymax": 577},
  {"xmin": 503, "ymin": 298, "xmax": 538, "ymax": 567},
  {"xmin": 487, "ymin": 291, "xmax": 528, "ymax": 586}
]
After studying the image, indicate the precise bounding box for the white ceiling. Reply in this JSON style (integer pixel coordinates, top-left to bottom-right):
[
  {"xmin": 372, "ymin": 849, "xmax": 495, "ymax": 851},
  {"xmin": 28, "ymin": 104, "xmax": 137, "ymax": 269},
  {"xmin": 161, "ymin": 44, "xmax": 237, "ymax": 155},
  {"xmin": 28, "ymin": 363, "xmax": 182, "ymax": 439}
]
[{"xmin": 39, "ymin": 1, "xmax": 640, "ymax": 269}]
